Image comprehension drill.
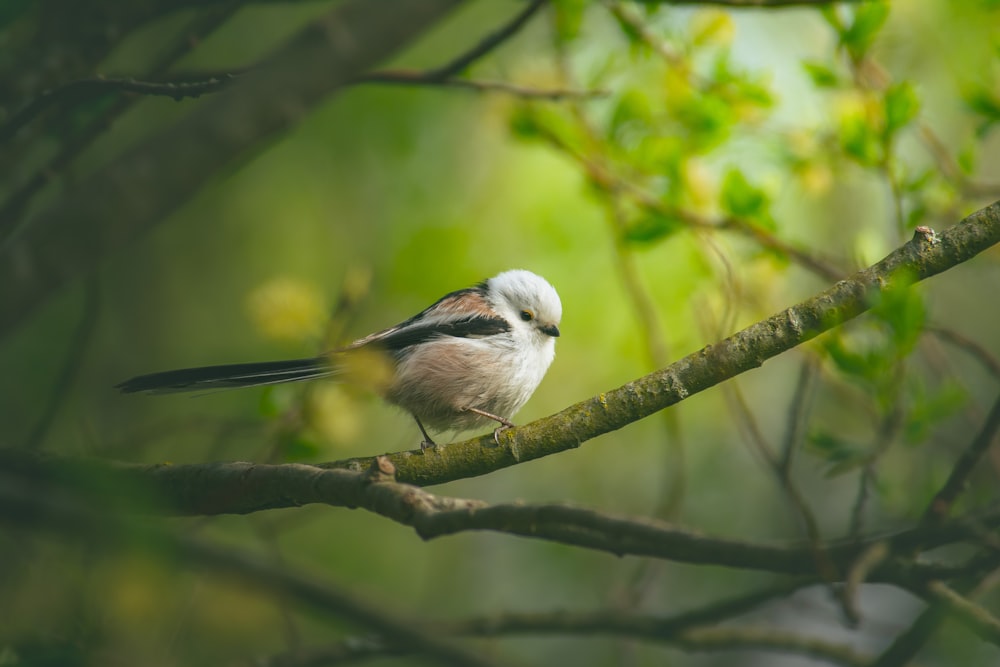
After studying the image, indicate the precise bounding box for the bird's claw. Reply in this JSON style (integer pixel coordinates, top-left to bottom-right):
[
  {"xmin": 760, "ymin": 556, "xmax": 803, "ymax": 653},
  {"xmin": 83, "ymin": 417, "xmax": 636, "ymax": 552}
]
[{"xmin": 493, "ymin": 423, "xmax": 513, "ymax": 446}]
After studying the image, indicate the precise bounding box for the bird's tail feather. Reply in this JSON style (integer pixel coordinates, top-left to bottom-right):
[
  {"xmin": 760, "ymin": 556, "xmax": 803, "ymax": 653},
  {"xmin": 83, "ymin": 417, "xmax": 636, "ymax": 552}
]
[{"xmin": 116, "ymin": 357, "xmax": 334, "ymax": 394}]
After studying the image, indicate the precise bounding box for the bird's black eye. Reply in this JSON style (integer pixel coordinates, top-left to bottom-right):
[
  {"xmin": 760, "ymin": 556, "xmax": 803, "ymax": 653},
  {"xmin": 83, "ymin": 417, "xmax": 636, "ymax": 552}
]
[{"xmin": 520, "ymin": 309, "xmax": 534, "ymax": 322}]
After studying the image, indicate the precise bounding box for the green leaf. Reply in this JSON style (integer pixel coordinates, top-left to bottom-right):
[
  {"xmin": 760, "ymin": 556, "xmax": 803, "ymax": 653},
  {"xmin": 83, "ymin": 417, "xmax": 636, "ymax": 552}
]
[
  {"xmin": 884, "ymin": 81, "xmax": 920, "ymax": 138},
  {"xmin": 552, "ymin": 0, "xmax": 586, "ymax": 42},
  {"xmin": 904, "ymin": 382, "xmax": 967, "ymax": 444},
  {"xmin": 258, "ymin": 386, "xmax": 284, "ymax": 418},
  {"xmin": 957, "ymin": 138, "xmax": 978, "ymax": 174},
  {"xmin": 282, "ymin": 435, "xmax": 320, "ymax": 462},
  {"xmin": 819, "ymin": 5, "xmax": 844, "ymax": 32},
  {"xmin": 673, "ymin": 94, "xmax": 734, "ymax": 151},
  {"xmin": 838, "ymin": 112, "xmax": 882, "ymax": 166},
  {"xmin": 823, "ymin": 335, "xmax": 881, "ymax": 380},
  {"xmin": 608, "ymin": 88, "xmax": 652, "ymax": 141},
  {"xmin": 623, "ymin": 211, "xmax": 684, "ymax": 245},
  {"xmin": 841, "ymin": 3, "xmax": 889, "ymax": 61},
  {"xmin": 720, "ymin": 169, "xmax": 772, "ymax": 226},
  {"xmin": 808, "ymin": 431, "xmax": 868, "ymax": 477},
  {"xmin": 610, "ymin": 7, "xmax": 645, "ymax": 47},
  {"xmin": 872, "ymin": 286, "xmax": 925, "ymax": 354},
  {"xmin": 963, "ymin": 85, "xmax": 1000, "ymax": 136},
  {"xmin": 802, "ymin": 61, "xmax": 841, "ymax": 88},
  {"xmin": 509, "ymin": 106, "xmax": 541, "ymax": 140}
]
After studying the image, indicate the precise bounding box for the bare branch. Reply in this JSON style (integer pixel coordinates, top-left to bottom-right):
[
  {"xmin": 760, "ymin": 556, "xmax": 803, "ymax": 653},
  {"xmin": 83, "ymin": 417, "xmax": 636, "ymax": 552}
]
[
  {"xmin": 260, "ymin": 581, "xmax": 856, "ymax": 667},
  {"xmin": 922, "ymin": 392, "xmax": 1000, "ymax": 525},
  {"xmin": 0, "ymin": 0, "xmax": 578, "ymax": 155},
  {"xmin": 0, "ymin": 0, "xmax": 464, "ymax": 336},
  {"xmin": 23, "ymin": 276, "xmax": 101, "ymax": 450},
  {"xmin": 532, "ymin": 122, "xmax": 846, "ymax": 282},
  {"xmin": 0, "ymin": 471, "xmax": 506, "ymax": 667},
  {"xmin": 925, "ymin": 579, "xmax": 1000, "ymax": 647},
  {"xmin": 673, "ymin": 626, "xmax": 869, "ymax": 667},
  {"xmin": 0, "ymin": 75, "xmax": 237, "ymax": 145},
  {"xmin": 398, "ymin": 0, "xmax": 546, "ymax": 82},
  {"xmin": 4, "ymin": 448, "xmax": 1000, "ymax": 587},
  {"xmin": 641, "ymin": 0, "xmax": 867, "ymax": 5},
  {"xmin": 0, "ymin": 7, "xmax": 238, "ymax": 236},
  {"xmin": 927, "ymin": 326, "xmax": 1000, "ymax": 380},
  {"xmin": 356, "ymin": 74, "xmax": 607, "ymax": 99}
]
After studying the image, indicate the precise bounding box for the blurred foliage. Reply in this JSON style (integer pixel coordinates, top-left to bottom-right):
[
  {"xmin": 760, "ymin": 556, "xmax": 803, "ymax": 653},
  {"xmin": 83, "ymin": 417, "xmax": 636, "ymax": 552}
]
[{"xmin": 2, "ymin": 1, "xmax": 1000, "ymax": 666}]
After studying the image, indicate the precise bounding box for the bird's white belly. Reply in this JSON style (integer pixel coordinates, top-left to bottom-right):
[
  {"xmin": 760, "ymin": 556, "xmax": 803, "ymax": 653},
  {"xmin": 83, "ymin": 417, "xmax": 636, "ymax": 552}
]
[{"xmin": 385, "ymin": 335, "xmax": 554, "ymax": 433}]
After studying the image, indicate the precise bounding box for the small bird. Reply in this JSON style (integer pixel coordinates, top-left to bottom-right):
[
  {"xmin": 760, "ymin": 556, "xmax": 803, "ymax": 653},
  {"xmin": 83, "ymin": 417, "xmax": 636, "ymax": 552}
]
[{"xmin": 117, "ymin": 270, "xmax": 562, "ymax": 447}]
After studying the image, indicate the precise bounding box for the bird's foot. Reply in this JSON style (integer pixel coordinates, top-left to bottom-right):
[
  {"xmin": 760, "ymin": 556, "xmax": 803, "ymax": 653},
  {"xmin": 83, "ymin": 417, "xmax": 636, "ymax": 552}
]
[{"xmin": 492, "ymin": 423, "xmax": 514, "ymax": 446}]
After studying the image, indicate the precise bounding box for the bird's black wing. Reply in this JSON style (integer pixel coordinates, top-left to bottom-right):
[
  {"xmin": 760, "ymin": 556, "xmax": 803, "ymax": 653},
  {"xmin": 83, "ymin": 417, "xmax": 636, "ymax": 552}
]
[
  {"xmin": 367, "ymin": 315, "xmax": 510, "ymax": 352},
  {"xmin": 339, "ymin": 284, "xmax": 509, "ymax": 353}
]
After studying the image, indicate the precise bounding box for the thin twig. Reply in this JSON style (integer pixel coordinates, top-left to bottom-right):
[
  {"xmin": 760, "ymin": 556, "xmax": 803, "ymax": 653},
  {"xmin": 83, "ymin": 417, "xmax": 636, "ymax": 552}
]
[
  {"xmin": 721, "ymin": 379, "xmax": 841, "ymax": 591},
  {"xmin": 6, "ymin": 448, "xmax": 1000, "ymax": 587},
  {"xmin": 260, "ymin": 581, "xmax": 862, "ymax": 667},
  {"xmin": 924, "ymin": 579, "xmax": 1000, "ymax": 647},
  {"xmin": 356, "ymin": 73, "xmax": 606, "ymax": 99},
  {"xmin": 922, "ymin": 392, "xmax": 1000, "ymax": 525},
  {"xmin": 0, "ymin": 7, "xmax": 239, "ymax": 240},
  {"xmin": 23, "ymin": 275, "xmax": 101, "ymax": 450},
  {"xmin": 531, "ymin": 119, "xmax": 846, "ymax": 282},
  {"xmin": 0, "ymin": 473, "xmax": 506, "ymax": 667},
  {"xmin": 411, "ymin": 0, "xmax": 546, "ymax": 81},
  {"xmin": 847, "ymin": 464, "xmax": 875, "ymax": 540},
  {"xmin": 0, "ymin": 75, "xmax": 236, "ymax": 145},
  {"xmin": 642, "ymin": 0, "xmax": 867, "ymax": 4},
  {"xmin": 926, "ymin": 326, "xmax": 1000, "ymax": 380},
  {"xmin": 778, "ymin": 357, "xmax": 819, "ymax": 475}
]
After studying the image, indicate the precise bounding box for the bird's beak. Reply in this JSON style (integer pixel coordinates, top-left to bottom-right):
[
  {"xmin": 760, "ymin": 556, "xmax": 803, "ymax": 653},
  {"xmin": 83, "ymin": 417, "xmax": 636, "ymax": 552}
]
[{"xmin": 541, "ymin": 323, "xmax": 560, "ymax": 338}]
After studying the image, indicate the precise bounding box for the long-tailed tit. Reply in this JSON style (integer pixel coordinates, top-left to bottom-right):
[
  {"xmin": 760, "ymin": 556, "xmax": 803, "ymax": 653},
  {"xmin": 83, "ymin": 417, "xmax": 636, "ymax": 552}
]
[{"xmin": 117, "ymin": 269, "xmax": 562, "ymax": 446}]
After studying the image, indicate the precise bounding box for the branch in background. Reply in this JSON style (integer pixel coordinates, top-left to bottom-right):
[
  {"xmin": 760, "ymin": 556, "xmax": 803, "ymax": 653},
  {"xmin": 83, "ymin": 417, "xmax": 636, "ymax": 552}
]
[
  {"xmin": 638, "ymin": 0, "xmax": 868, "ymax": 5},
  {"xmin": 3, "ymin": 453, "xmax": 901, "ymax": 667},
  {"xmin": 266, "ymin": 608, "xmax": 873, "ymax": 667},
  {"xmin": 926, "ymin": 326, "xmax": 1000, "ymax": 380},
  {"xmin": 873, "ymin": 562, "xmax": 1000, "ymax": 667},
  {"xmin": 3, "ymin": 448, "xmax": 1000, "ymax": 587},
  {"xmin": 923, "ymin": 579, "xmax": 1000, "ymax": 647},
  {"xmin": 922, "ymin": 393, "xmax": 1000, "ymax": 525},
  {"xmin": 389, "ymin": 0, "xmax": 545, "ymax": 81},
  {"xmin": 534, "ymin": 122, "xmax": 846, "ymax": 282},
  {"xmin": 23, "ymin": 276, "xmax": 101, "ymax": 450},
  {"xmin": 0, "ymin": 0, "xmax": 567, "ymax": 151},
  {"xmin": 0, "ymin": 7, "xmax": 239, "ymax": 238},
  {"xmin": 0, "ymin": 471, "xmax": 505, "ymax": 667},
  {"xmin": 871, "ymin": 583, "xmax": 965, "ymax": 667},
  {"xmin": 0, "ymin": 75, "xmax": 237, "ymax": 145},
  {"xmin": 0, "ymin": 0, "xmax": 464, "ymax": 336},
  {"xmin": 356, "ymin": 74, "xmax": 607, "ymax": 99},
  {"xmin": 672, "ymin": 626, "xmax": 869, "ymax": 667}
]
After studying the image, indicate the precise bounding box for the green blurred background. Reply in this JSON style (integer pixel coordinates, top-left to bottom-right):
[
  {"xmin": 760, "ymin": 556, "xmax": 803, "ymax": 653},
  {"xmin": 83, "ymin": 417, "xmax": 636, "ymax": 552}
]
[{"xmin": 2, "ymin": 1, "xmax": 1000, "ymax": 665}]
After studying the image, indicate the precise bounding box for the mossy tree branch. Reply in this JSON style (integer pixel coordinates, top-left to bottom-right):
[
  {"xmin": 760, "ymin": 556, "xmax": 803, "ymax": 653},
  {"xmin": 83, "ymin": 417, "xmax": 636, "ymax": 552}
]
[
  {"xmin": 4, "ymin": 201, "xmax": 1000, "ymax": 520},
  {"xmin": 341, "ymin": 203, "xmax": 1000, "ymax": 488},
  {"xmin": 4, "ymin": 448, "xmax": 1000, "ymax": 589}
]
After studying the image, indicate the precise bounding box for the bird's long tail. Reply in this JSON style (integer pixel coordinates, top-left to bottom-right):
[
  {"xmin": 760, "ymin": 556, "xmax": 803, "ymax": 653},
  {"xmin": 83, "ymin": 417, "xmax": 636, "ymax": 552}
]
[{"xmin": 116, "ymin": 357, "xmax": 334, "ymax": 394}]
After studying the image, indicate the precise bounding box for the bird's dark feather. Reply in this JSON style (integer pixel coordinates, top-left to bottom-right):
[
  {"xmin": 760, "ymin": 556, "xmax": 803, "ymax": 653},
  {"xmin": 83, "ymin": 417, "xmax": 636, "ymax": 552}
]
[
  {"xmin": 365, "ymin": 315, "xmax": 510, "ymax": 352},
  {"xmin": 115, "ymin": 358, "xmax": 328, "ymax": 393}
]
